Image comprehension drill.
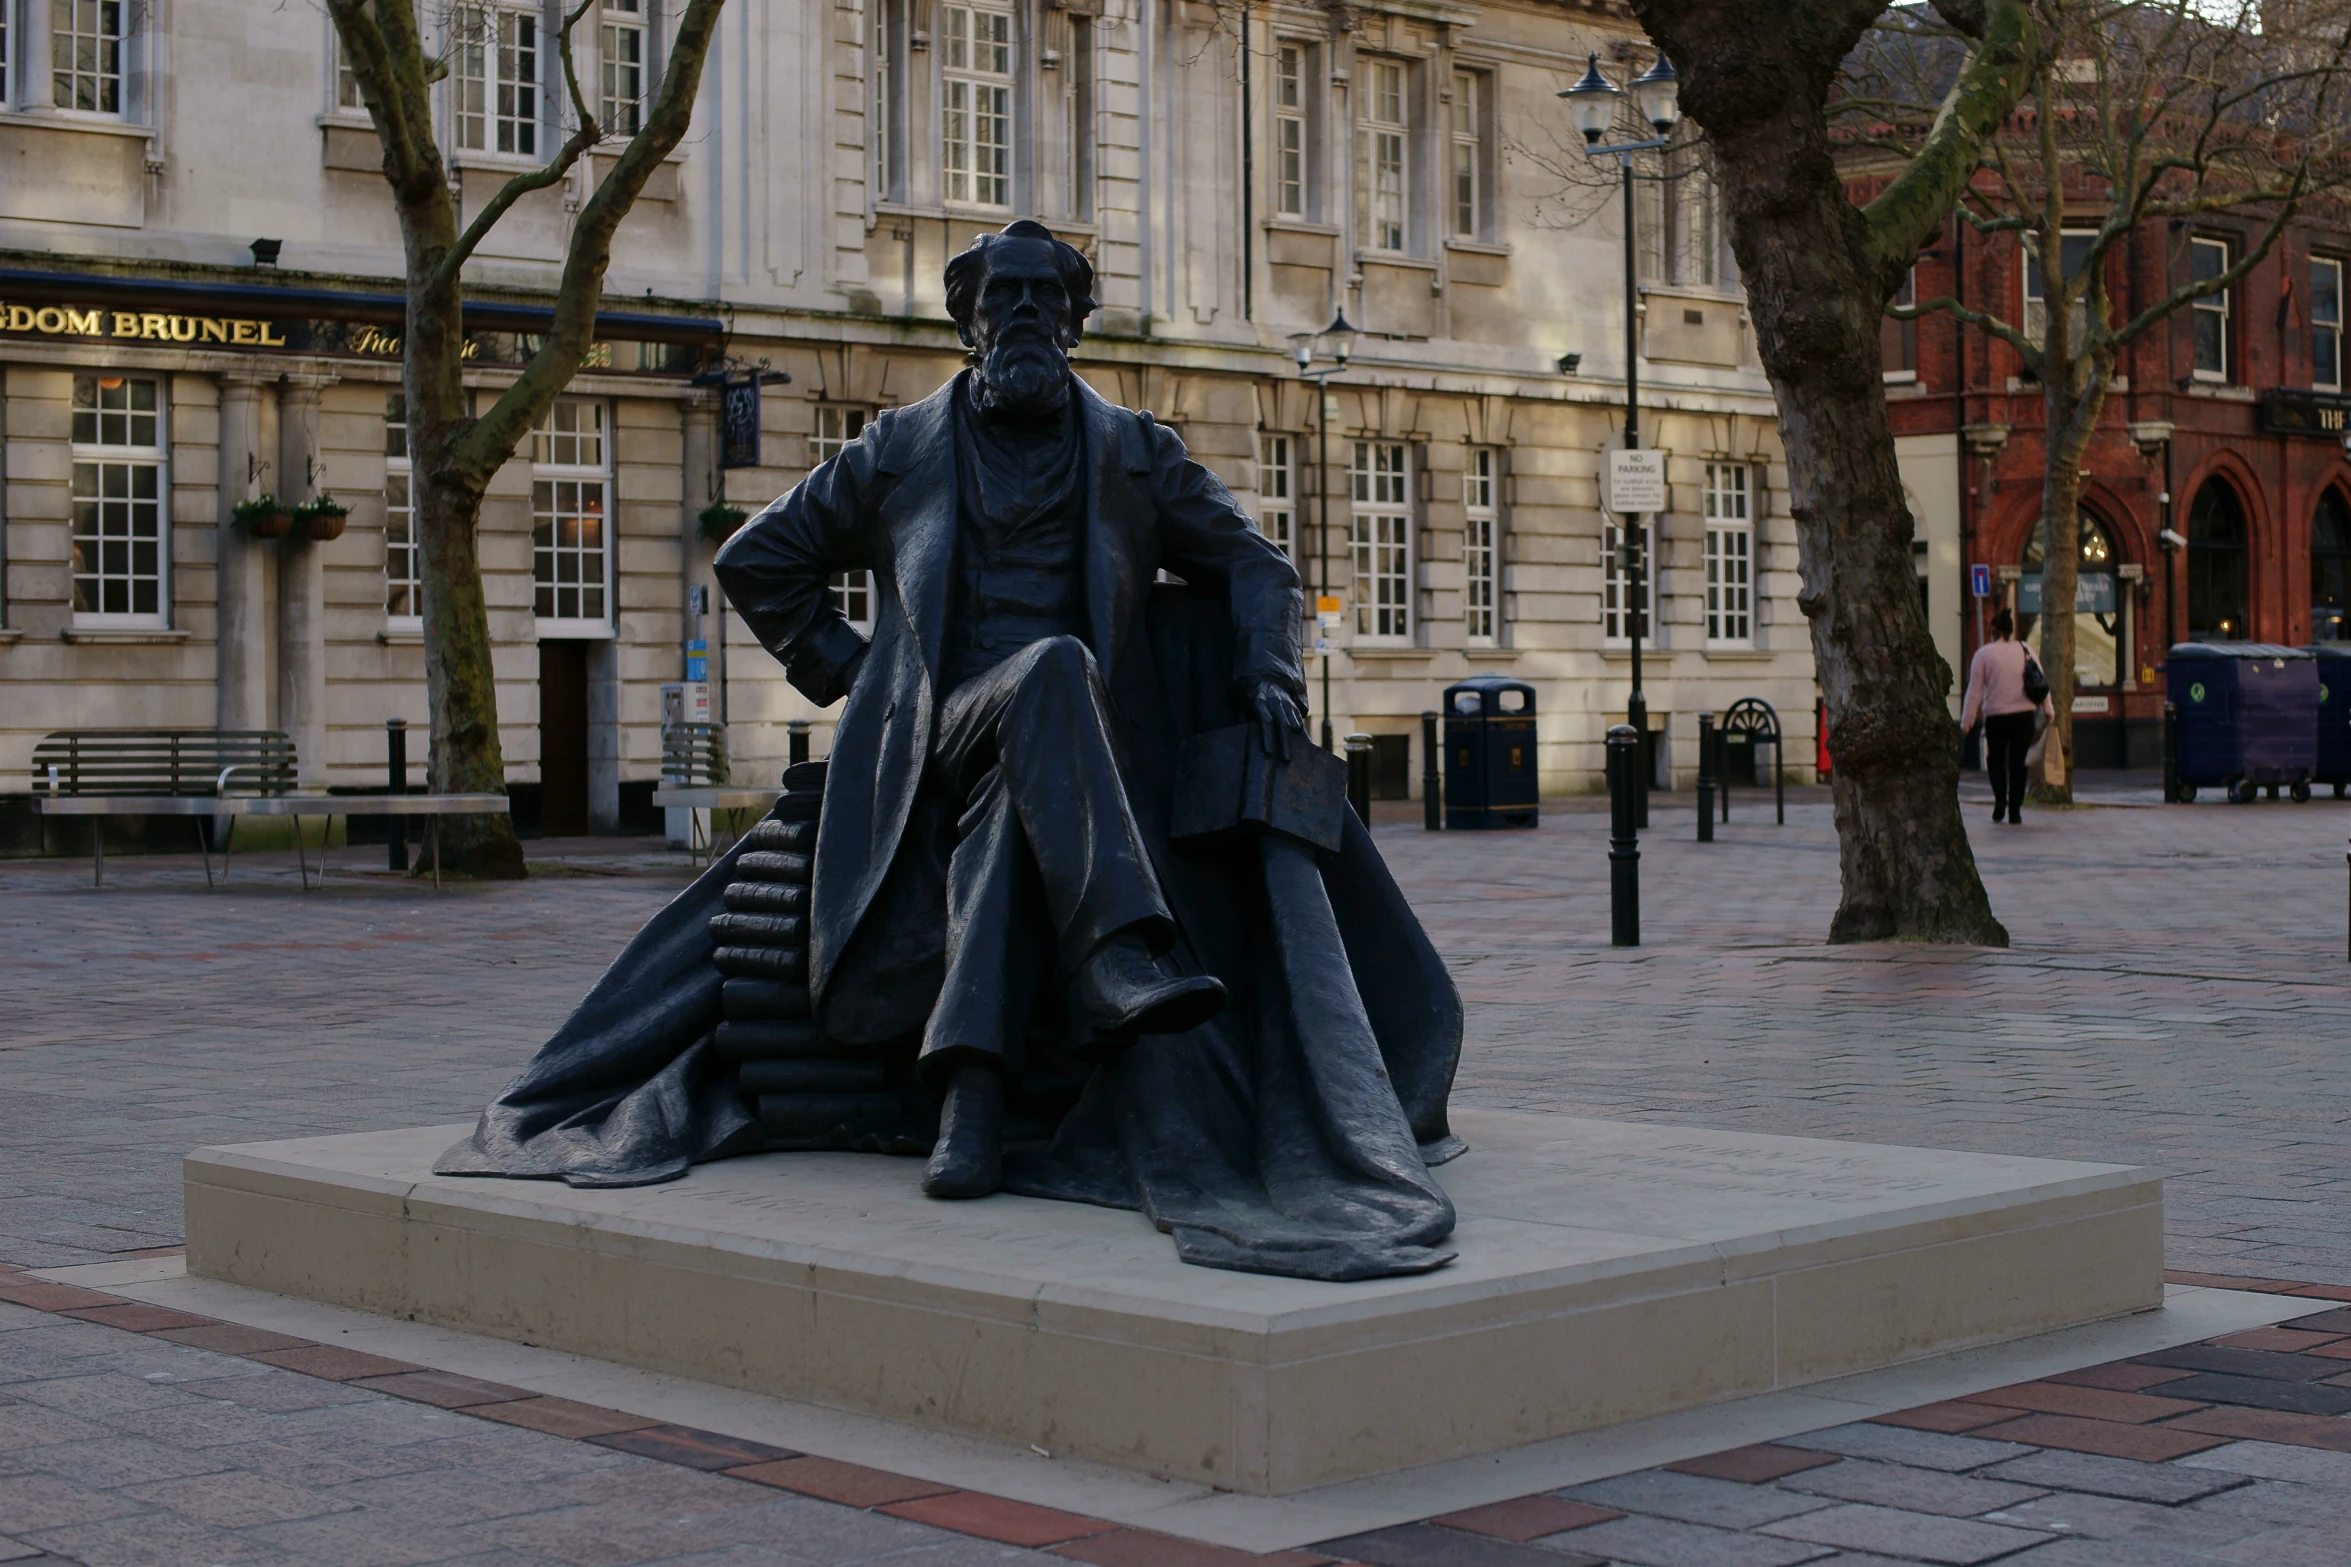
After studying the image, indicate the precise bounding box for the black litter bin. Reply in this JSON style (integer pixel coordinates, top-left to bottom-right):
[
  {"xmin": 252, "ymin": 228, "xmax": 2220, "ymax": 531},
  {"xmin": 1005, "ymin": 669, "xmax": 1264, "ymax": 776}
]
[
  {"xmin": 2310, "ymin": 643, "xmax": 2351, "ymax": 798},
  {"xmin": 1442, "ymin": 676, "xmax": 1538, "ymax": 829},
  {"xmin": 2167, "ymin": 643, "xmax": 2320, "ymax": 803}
]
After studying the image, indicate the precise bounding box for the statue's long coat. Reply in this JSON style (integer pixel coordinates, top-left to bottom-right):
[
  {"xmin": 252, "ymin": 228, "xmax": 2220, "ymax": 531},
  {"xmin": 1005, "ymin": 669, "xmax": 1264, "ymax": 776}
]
[{"xmin": 438, "ymin": 374, "xmax": 1468, "ymax": 1280}]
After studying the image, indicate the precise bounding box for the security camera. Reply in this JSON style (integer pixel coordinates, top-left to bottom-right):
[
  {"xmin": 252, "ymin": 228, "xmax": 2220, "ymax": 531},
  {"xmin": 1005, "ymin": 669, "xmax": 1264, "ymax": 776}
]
[
  {"xmin": 1557, "ymin": 352, "xmax": 1582, "ymax": 376},
  {"xmin": 2158, "ymin": 528, "xmax": 2187, "ymax": 551}
]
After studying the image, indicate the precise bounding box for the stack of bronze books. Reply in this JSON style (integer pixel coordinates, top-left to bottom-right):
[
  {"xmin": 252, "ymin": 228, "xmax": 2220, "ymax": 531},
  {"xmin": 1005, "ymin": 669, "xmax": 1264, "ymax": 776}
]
[{"xmin": 709, "ymin": 764, "xmax": 914, "ymax": 1149}]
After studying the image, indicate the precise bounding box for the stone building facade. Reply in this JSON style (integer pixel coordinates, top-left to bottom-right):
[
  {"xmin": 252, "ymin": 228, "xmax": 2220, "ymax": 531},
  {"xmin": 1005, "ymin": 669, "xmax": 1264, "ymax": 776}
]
[{"xmin": 0, "ymin": 0, "xmax": 1817, "ymax": 837}]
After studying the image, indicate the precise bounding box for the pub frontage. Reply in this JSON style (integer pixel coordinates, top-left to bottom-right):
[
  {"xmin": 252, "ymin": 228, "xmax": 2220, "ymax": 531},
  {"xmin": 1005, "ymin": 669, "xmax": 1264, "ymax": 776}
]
[{"xmin": 0, "ymin": 259, "xmax": 723, "ymax": 843}]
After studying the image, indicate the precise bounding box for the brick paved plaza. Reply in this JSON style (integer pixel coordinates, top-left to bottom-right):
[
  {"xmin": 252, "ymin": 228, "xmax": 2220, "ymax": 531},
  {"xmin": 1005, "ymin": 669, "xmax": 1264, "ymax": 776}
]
[{"xmin": 7, "ymin": 786, "xmax": 2351, "ymax": 1564}]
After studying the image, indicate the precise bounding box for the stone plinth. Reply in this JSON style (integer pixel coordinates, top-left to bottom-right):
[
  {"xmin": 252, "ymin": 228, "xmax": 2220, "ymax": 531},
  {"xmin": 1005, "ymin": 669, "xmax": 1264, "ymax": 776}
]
[{"xmin": 183, "ymin": 1110, "xmax": 2160, "ymax": 1494}]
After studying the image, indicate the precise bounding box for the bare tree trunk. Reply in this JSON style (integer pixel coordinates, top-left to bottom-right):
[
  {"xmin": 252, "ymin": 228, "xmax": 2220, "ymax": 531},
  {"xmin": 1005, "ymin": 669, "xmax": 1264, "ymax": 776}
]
[
  {"xmin": 1634, "ymin": 0, "xmax": 2014, "ymax": 944},
  {"xmin": 404, "ymin": 155, "xmax": 527, "ymax": 878},
  {"xmin": 329, "ymin": 0, "xmax": 727, "ymax": 878},
  {"xmin": 2033, "ymin": 364, "xmax": 2108, "ymax": 805},
  {"xmin": 1738, "ymin": 158, "xmax": 2005, "ymax": 942}
]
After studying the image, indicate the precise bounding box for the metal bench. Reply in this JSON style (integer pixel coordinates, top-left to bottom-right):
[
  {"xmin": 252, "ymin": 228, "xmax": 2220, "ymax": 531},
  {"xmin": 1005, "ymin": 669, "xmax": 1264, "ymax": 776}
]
[
  {"xmin": 31, "ymin": 728, "xmax": 508, "ymax": 889},
  {"xmin": 660, "ymin": 722, "xmax": 771, "ymax": 863},
  {"xmin": 31, "ymin": 729, "xmax": 295, "ymax": 886}
]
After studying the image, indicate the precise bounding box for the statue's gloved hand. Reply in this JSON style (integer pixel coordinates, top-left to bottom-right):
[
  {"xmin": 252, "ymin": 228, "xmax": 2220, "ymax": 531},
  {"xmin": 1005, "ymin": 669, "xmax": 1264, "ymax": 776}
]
[{"xmin": 1248, "ymin": 680, "xmax": 1303, "ymax": 764}]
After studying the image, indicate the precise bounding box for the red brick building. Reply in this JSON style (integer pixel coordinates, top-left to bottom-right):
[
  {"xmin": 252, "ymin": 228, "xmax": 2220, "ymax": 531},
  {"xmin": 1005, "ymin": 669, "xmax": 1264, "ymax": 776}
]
[{"xmin": 1884, "ymin": 207, "xmax": 2351, "ymax": 767}]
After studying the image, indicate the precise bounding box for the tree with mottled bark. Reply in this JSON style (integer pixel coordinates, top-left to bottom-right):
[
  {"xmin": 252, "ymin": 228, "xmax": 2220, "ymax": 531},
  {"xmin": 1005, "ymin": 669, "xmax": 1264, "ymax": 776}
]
[
  {"xmin": 326, "ymin": 0, "xmax": 725, "ymax": 876},
  {"xmin": 1858, "ymin": 0, "xmax": 2351, "ymax": 801},
  {"xmin": 1623, "ymin": 0, "xmax": 2037, "ymax": 942}
]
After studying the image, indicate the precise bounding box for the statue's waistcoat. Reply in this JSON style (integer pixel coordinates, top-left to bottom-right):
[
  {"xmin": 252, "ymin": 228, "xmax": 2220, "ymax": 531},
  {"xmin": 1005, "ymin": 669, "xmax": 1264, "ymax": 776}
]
[{"xmin": 945, "ymin": 393, "xmax": 1088, "ymax": 688}]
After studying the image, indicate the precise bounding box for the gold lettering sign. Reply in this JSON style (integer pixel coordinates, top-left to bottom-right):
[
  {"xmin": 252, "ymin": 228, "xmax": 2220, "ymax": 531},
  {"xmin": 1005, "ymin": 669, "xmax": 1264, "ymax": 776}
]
[{"xmin": 2, "ymin": 303, "xmax": 288, "ymax": 345}]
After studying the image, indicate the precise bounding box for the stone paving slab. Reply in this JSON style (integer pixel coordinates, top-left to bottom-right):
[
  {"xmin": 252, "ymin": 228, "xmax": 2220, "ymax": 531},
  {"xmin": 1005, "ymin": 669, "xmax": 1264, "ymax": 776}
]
[{"xmin": 10, "ymin": 794, "xmax": 2351, "ymax": 1559}]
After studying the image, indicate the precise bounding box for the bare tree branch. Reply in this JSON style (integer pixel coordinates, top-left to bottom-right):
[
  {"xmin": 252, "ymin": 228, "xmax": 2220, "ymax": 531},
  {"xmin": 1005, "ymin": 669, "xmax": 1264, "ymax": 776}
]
[
  {"xmin": 457, "ymin": 0, "xmax": 726, "ymax": 488},
  {"xmin": 431, "ymin": 0, "xmax": 605, "ymax": 292}
]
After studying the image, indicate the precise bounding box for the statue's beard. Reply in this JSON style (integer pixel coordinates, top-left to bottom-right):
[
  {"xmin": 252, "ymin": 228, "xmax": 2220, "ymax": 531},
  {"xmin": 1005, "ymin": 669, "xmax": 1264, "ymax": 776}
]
[{"xmin": 974, "ymin": 331, "xmax": 1070, "ymax": 421}]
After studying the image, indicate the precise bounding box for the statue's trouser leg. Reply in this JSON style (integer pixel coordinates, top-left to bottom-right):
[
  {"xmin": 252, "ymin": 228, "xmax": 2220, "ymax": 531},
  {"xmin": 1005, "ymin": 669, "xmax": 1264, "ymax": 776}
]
[
  {"xmin": 919, "ymin": 769, "xmax": 1040, "ymax": 1089},
  {"xmin": 930, "ymin": 635, "xmax": 1172, "ymax": 977}
]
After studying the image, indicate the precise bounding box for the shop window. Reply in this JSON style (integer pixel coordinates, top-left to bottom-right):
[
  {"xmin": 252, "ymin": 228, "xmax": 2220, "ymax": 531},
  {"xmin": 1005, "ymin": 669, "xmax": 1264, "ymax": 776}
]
[
  {"xmin": 1463, "ymin": 447, "xmax": 1499, "ymax": 642},
  {"xmin": 454, "ymin": 3, "xmax": 540, "ymax": 157},
  {"xmin": 2314, "ymin": 256, "xmax": 2343, "ymax": 392},
  {"xmin": 1635, "ymin": 151, "xmax": 1721, "ymax": 287},
  {"xmin": 1705, "ymin": 463, "xmax": 1753, "ymax": 647},
  {"xmin": 2023, "ymin": 231, "xmax": 2096, "ymax": 349},
  {"xmin": 53, "ymin": 0, "xmax": 125, "ymax": 115},
  {"xmin": 1273, "ymin": 44, "xmax": 1311, "ymax": 218},
  {"xmin": 2191, "ymin": 237, "xmax": 2232, "ymax": 381},
  {"xmin": 332, "ymin": 28, "xmax": 364, "ymax": 112},
  {"xmin": 1356, "ymin": 57, "xmax": 1411, "ymax": 254},
  {"xmin": 385, "ymin": 392, "xmax": 423, "ymax": 623},
  {"xmin": 601, "ymin": 0, "xmax": 647, "ymax": 137},
  {"xmin": 1450, "ymin": 71, "xmax": 1489, "ymax": 242},
  {"xmin": 1883, "ymin": 266, "xmax": 1918, "ymax": 381},
  {"xmin": 2313, "ymin": 490, "xmax": 2351, "ymax": 643},
  {"xmin": 2019, "ymin": 513, "xmax": 2120, "ymax": 687},
  {"xmin": 813, "ymin": 406, "xmax": 874, "ymax": 632},
  {"xmin": 1349, "ymin": 441, "xmax": 1411, "ymax": 641},
  {"xmin": 1603, "ymin": 520, "xmax": 1651, "ymax": 648},
  {"xmin": 942, "ymin": 2, "xmax": 1014, "ymax": 208},
  {"xmin": 1256, "ymin": 432, "xmax": 1295, "ymax": 560},
  {"xmin": 532, "ymin": 398, "xmax": 610, "ymax": 629},
  {"xmin": 2187, "ymin": 479, "xmax": 2249, "ymax": 640},
  {"xmin": 1064, "ymin": 16, "xmax": 1094, "ymax": 220},
  {"xmin": 70, "ymin": 374, "xmax": 167, "ymax": 626}
]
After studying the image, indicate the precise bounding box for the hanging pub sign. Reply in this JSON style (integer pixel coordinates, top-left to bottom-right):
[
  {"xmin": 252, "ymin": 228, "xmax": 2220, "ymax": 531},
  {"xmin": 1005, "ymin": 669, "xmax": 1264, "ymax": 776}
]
[
  {"xmin": 2260, "ymin": 388, "xmax": 2351, "ymax": 438},
  {"xmin": 721, "ymin": 376, "xmax": 762, "ymax": 469}
]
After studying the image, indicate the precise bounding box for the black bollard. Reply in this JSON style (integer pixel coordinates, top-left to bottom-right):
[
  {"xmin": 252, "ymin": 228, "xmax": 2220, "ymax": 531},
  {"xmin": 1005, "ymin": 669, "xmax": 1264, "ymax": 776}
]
[
  {"xmin": 1607, "ymin": 724, "xmax": 1640, "ymax": 947},
  {"xmin": 1421, "ymin": 711, "xmax": 1441, "ymax": 831},
  {"xmin": 2344, "ymin": 835, "xmax": 2349, "ymax": 963},
  {"xmin": 386, "ymin": 717, "xmax": 409, "ymax": 872},
  {"xmin": 787, "ymin": 719, "xmax": 811, "ymax": 769},
  {"xmin": 1696, "ymin": 713, "xmax": 1715, "ymax": 843},
  {"xmin": 1346, "ymin": 732, "xmax": 1373, "ymax": 826},
  {"xmin": 2162, "ymin": 701, "xmax": 2180, "ymax": 804}
]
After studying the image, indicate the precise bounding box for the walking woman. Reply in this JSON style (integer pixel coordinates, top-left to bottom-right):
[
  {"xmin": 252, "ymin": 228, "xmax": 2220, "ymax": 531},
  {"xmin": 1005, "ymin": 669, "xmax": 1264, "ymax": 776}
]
[{"xmin": 1960, "ymin": 608, "xmax": 2054, "ymax": 824}]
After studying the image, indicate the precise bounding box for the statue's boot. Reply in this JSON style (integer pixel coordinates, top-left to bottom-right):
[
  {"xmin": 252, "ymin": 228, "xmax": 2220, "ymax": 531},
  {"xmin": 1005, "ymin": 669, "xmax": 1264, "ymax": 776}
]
[
  {"xmin": 922, "ymin": 1063, "xmax": 1005, "ymax": 1199},
  {"xmin": 1072, "ymin": 932, "xmax": 1226, "ymax": 1040}
]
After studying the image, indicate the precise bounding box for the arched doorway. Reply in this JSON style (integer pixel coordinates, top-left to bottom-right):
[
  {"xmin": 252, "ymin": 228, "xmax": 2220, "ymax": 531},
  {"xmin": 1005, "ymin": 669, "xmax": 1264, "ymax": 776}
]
[
  {"xmin": 2019, "ymin": 512, "xmax": 2122, "ymax": 688},
  {"xmin": 2188, "ymin": 479, "xmax": 2250, "ymax": 641},
  {"xmin": 2314, "ymin": 490, "xmax": 2351, "ymax": 643}
]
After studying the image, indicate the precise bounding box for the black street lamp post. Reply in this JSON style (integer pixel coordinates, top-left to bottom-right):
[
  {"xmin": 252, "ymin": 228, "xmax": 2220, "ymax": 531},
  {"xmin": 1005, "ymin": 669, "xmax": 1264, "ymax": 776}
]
[
  {"xmin": 1564, "ymin": 52, "xmax": 1680, "ymax": 827},
  {"xmin": 1292, "ymin": 311, "xmax": 1357, "ymax": 754}
]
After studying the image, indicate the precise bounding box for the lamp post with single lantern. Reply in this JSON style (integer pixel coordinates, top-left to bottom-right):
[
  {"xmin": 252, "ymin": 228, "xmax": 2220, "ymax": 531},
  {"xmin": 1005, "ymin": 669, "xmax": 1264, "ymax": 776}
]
[
  {"xmin": 1290, "ymin": 311, "xmax": 1357, "ymax": 753},
  {"xmin": 1562, "ymin": 52, "xmax": 1680, "ymax": 822}
]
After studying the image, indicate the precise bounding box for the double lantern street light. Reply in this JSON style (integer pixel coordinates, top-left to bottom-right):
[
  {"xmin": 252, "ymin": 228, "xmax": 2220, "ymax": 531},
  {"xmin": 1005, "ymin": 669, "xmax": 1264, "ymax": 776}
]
[
  {"xmin": 1561, "ymin": 51, "xmax": 1679, "ymax": 826},
  {"xmin": 1291, "ymin": 310, "xmax": 1357, "ymax": 754}
]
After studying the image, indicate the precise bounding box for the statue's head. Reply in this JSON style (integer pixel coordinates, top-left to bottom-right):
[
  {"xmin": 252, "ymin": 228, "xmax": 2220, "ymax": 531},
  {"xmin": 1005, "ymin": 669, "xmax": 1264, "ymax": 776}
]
[{"xmin": 945, "ymin": 220, "xmax": 1097, "ymax": 420}]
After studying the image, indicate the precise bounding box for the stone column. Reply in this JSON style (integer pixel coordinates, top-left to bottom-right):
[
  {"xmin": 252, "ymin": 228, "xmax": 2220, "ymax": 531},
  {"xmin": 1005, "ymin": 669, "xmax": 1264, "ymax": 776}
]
[
  {"xmin": 276, "ymin": 374, "xmax": 335, "ymax": 787},
  {"xmin": 215, "ymin": 373, "xmax": 274, "ymax": 732}
]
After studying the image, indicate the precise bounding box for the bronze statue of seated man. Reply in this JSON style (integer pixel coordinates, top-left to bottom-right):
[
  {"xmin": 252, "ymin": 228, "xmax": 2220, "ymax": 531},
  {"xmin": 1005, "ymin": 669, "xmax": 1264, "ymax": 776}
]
[{"xmin": 438, "ymin": 222, "xmax": 1467, "ymax": 1282}]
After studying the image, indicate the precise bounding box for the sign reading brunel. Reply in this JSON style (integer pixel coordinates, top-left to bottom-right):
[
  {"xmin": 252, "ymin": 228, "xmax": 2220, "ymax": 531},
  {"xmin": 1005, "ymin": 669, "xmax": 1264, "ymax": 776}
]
[
  {"xmin": 4, "ymin": 303, "xmax": 291, "ymax": 346},
  {"xmin": 0, "ymin": 300, "xmax": 704, "ymax": 375}
]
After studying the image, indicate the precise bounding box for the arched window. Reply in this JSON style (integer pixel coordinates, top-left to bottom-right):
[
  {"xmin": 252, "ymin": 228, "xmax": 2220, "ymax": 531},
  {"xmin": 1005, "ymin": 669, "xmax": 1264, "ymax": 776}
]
[
  {"xmin": 2019, "ymin": 513, "xmax": 2121, "ymax": 687},
  {"xmin": 2187, "ymin": 480, "xmax": 2250, "ymax": 641},
  {"xmin": 2314, "ymin": 490, "xmax": 2351, "ymax": 643}
]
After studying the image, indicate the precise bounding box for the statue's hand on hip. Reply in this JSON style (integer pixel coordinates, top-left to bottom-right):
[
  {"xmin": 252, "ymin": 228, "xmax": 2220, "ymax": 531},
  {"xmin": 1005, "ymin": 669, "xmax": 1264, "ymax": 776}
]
[{"xmin": 1248, "ymin": 680, "xmax": 1304, "ymax": 764}]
